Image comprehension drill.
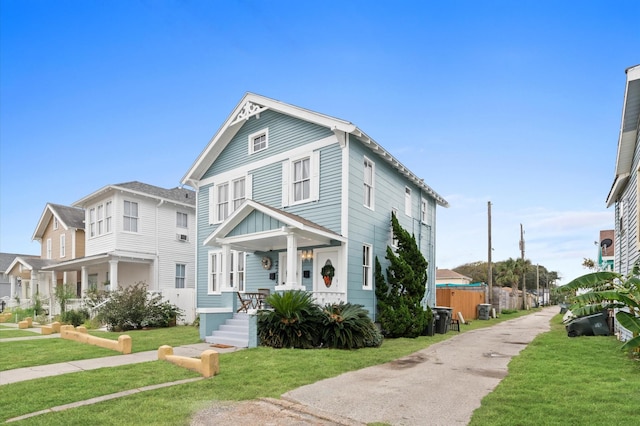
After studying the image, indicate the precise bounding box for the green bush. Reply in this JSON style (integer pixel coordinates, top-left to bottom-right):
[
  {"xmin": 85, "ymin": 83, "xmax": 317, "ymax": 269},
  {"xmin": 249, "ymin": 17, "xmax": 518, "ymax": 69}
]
[
  {"xmin": 258, "ymin": 290, "xmax": 323, "ymax": 348},
  {"xmin": 321, "ymin": 303, "xmax": 383, "ymax": 349},
  {"xmin": 501, "ymin": 309, "xmax": 518, "ymax": 315},
  {"xmin": 97, "ymin": 282, "xmax": 183, "ymax": 331},
  {"xmin": 61, "ymin": 309, "xmax": 90, "ymax": 327}
]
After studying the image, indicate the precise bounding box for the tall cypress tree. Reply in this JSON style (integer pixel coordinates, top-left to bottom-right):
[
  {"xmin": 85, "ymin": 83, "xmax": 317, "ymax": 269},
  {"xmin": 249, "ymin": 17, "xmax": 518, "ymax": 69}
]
[{"xmin": 375, "ymin": 212, "xmax": 430, "ymax": 337}]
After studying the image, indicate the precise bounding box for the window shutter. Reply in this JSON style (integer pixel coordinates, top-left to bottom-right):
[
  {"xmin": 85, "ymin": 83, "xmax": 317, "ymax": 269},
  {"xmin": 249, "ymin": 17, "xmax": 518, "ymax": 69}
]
[
  {"xmin": 209, "ymin": 185, "xmax": 216, "ymax": 224},
  {"xmin": 282, "ymin": 162, "xmax": 289, "ymax": 207},
  {"xmin": 311, "ymin": 151, "xmax": 320, "ymax": 201}
]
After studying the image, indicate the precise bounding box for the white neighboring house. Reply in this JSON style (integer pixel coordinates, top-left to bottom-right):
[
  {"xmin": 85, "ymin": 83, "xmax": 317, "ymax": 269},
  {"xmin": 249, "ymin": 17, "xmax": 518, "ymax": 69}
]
[{"xmin": 45, "ymin": 181, "xmax": 197, "ymax": 323}]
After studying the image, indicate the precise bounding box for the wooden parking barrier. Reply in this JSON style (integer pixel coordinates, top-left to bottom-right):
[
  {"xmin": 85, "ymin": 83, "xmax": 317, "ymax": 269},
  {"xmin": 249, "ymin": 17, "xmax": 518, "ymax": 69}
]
[
  {"xmin": 0, "ymin": 312, "xmax": 12, "ymax": 322},
  {"xmin": 18, "ymin": 317, "xmax": 33, "ymax": 329},
  {"xmin": 41, "ymin": 321, "xmax": 61, "ymax": 335},
  {"xmin": 157, "ymin": 345, "xmax": 219, "ymax": 378},
  {"xmin": 60, "ymin": 325, "xmax": 132, "ymax": 354}
]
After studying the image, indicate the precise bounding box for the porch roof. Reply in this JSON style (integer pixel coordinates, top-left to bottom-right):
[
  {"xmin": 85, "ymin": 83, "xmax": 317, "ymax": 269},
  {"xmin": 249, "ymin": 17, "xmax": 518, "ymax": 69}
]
[
  {"xmin": 42, "ymin": 251, "xmax": 156, "ymax": 272},
  {"xmin": 203, "ymin": 200, "xmax": 346, "ymax": 252}
]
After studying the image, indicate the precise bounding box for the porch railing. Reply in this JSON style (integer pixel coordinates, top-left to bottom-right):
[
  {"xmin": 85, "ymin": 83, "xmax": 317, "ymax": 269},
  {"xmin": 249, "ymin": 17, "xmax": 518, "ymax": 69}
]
[{"xmin": 311, "ymin": 291, "xmax": 346, "ymax": 306}]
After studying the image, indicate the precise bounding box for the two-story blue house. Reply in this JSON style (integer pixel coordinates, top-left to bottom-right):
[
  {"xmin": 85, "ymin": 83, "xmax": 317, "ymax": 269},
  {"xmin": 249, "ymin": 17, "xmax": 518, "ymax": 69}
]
[{"xmin": 182, "ymin": 93, "xmax": 448, "ymax": 343}]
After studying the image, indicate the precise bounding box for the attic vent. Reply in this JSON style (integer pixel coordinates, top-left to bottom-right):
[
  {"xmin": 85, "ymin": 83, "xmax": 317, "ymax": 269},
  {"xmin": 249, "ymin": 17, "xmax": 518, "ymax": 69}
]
[{"xmin": 177, "ymin": 234, "xmax": 189, "ymax": 242}]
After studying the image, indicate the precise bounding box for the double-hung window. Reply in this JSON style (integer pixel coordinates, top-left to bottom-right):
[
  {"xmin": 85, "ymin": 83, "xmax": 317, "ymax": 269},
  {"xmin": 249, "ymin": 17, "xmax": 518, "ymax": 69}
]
[
  {"xmin": 217, "ymin": 183, "xmax": 229, "ymax": 222},
  {"xmin": 230, "ymin": 251, "xmax": 245, "ymax": 291},
  {"xmin": 232, "ymin": 177, "xmax": 246, "ymax": 210},
  {"xmin": 89, "ymin": 208, "xmax": 96, "ymax": 237},
  {"xmin": 208, "ymin": 250, "xmax": 245, "ymax": 293},
  {"xmin": 362, "ymin": 244, "xmax": 372, "ymax": 289},
  {"xmin": 105, "ymin": 201, "xmax": 112, "ymax": 233},
  {"xmin": 177, "ymin": 212, "xmax": 188, "ymax": 228},
  {"xmin": 364, "ymin": 157, "xmax": 375, "ymax": 209},
  {"xmin": 421, "ymin": 198, "xmax": 428, "ymax": 224},
  {"xmin": 404, "ymin": 187, "xmax": 412, "ymax": 217},
  {"xmin": 123, "ymin": 201, "xmax": 139, "ymax": 232},
  {"xmin": 208, "ymin": 252, "xmax": 221, "ymax": 293},
  {"xmin": 293, "ymin": 158, "xmax": 310, "ymax": 202},
  {"xmin": 46, "ymin": 238, "xmax": 52, "ymax": 259},
  {"xmin": 175, "ymin": 264, "xmax": 186, "ymax": 289},
  {"xmin": 97, "ymin": 204, "xmax": 104, "ymax": 235},
  {"xmin": 282, "ymin": 151, "xmax": 319, "ymax": 206},
  {"xmin": 60, "ymin": 234, "xmax": 66, "ymax": 258}
]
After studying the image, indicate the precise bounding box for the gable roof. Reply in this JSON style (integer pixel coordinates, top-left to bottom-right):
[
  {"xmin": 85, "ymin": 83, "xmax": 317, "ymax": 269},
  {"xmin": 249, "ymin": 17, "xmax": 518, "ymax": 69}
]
[
  {"xmin": 73, "ymin": 181, "xmax": 196, "ymax": 208},
  {"xmin": 435, "ymin": 268, "xmax": 472, "ymax": 282},
  {"xmin": 4, "ymin": 255, "xmax": 57, "ymax": 275},
  {"xmin": 607, "ymin": 64, "xmax": 640, "ymax": 207},
  {"xmin": 32, "ymin": 203, "xmax": 85, "ymax": 241},
  {"xmin": 0, "ymin": 252, "xmax": 38, "ymax": 272},
  {"xmin": 182, "ymin": 93, "xmax": 448, "ymax": 207}
]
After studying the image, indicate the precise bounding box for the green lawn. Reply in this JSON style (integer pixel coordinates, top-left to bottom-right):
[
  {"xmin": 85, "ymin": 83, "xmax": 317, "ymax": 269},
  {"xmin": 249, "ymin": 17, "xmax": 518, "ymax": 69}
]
[{"xmin": 5, "ymin": 309, "xmax": 635, "ymax": 425}]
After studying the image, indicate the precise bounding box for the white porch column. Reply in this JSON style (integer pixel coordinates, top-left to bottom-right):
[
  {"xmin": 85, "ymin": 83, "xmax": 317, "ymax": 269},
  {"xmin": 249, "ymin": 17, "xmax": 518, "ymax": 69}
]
[
  {"xmin": 81, "ymin": 266, "xmax": 88, "ymax": 294},
  {"xmin": 286, "ymin": 233, "xmax": 299, "ymax": 288},
  {"xmin": 109, "ymin": 260, "xmax": 119, "ymax": 291},
  {"xmin": 29, "ymin": 270, "xmax": 37, "ymax": 299},
  {"xmin": 10, "ymin": 275, "xmax": 16, "ymax": 300},
  {"xmin": 221, "ymin": 244, "xmax": 231, "ymax": 290}
]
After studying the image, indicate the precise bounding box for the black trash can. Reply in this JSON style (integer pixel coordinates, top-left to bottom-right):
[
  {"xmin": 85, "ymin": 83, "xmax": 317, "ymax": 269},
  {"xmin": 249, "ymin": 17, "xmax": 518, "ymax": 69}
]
[
  {"xmin": 435, "ymin": 307, "xmax": 452, "ymax": 334},
  {"xmin": 423, "ymin": 313, "xmax": 436, "ymax": 336},
  {"xmin": 566, "ymin": 311, "xmax": 610, "ymax": 337},
  {"xmin": 477, "ymin": 303, "xmax": 491, "ymax": 320}
]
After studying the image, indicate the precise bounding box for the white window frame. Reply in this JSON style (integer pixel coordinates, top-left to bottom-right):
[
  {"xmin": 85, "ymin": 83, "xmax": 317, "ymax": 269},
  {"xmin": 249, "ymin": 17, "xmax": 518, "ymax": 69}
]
[
  {"xmin": 97, "ymin": 204, "xmax": 104, "ymax": 235},
  {"xmin": 60, "ymin": 234, "xmax": 66, "ymax": 258},
  {"xmin": 53, "ymin": 217, "xmax": 58, "ymax": 230},
  {"xmin": 405, "ymin": 187, "xmax": 412, "ymax": 217},
  {"xmin": 208, "ymin": 251, "xmax": 222, "ymax": 294},
  {"xmin": 364, "ymin": 156, "xmax": 375, "ymax": 210},
  {"xmin": 230, "ymin": 251, "xmax": 246, "ymax": 292},
  {"xmin": 105, "ymin": 201, "xmax": 112, "ymax": 233},
  {"xmin": 46, "ymin": 238, "xmax": 52, "ymax": 259},
  {"xmin": 282, "ymin": 151, "xmax": 319, "ymax": 207},
  {"xmin": 89, "ymin": 208, "xmax": 96, "ymax": 237},
  {"xmin": 177, "ymin": 212, "xmax": 188, "ymax": 229},
  {"xmin": 248, "ymin": 128, "xmax": 268, "ymax": 154},
  {"xmin": 123, "ymin": 200, "xmax": 139, "ymax": 233},
  {"xmin": 362, "ymin": 243, "xmax": 372, "ymax": 289},
  {"xmin": 209, "ymin": 176, "xmax": 252, "ymax": 224},
  {"xmin": 217, "ymin": 183, "xmax": 229, "ymax": 222},
  {"xmin": 175, "ymin": 263, "xmax": 186, "ymax": 289}
]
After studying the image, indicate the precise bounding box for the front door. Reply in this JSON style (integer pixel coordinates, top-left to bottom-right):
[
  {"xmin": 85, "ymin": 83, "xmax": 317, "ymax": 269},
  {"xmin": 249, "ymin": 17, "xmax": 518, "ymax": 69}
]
[{"xmin": 313, "ymin": 248, "xmax": 341, "ymax": 298}]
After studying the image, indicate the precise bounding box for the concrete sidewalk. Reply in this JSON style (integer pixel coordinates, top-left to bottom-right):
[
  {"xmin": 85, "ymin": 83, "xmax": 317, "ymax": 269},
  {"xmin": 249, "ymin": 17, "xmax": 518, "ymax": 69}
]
[{"xmin": 0, "ymin": 333, "xmax": 242, "ymax": 386}]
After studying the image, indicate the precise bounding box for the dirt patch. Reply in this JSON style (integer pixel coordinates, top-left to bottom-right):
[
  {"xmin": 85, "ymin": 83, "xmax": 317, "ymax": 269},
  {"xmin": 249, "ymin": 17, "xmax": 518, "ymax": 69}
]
[{"xmin": 386, "ymin": 353, "xmax": 430, "ymax": 369}]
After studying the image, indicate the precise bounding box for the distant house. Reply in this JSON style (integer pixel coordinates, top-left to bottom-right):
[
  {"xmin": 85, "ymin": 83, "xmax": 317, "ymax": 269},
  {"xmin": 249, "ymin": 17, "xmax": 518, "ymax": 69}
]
[
  {"xmin": 435, "ymin": 268, "xmax": 472, "ymax": 285},
  {"xmin": 606, "ymin": 64, "xmax": 640, "ymax": 275},
  {"xmin": 4, "ymin": 203, "xmax": 84, "ymax": 307},
  {"xmin": 605, "ymin": 64, "xmax": 640, "ymax": 341},
  {"xmin": 0, "ymin": 252, "xmax": 38, "ymax": 300},
  {"xmin": 597, "ymin": 230, "xmax": 614, "ymax": 271},
  {"xmin": 182, "ymin": 93, "xmax": 448, "ymax": 344}
]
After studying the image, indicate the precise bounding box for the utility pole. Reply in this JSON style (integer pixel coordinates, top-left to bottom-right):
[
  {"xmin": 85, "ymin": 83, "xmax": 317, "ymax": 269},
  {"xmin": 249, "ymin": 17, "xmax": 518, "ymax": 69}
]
[
  {"xmin": 536, "ymin": 264, "xmax": 539, "ymax": 308},
  {"xmin": 519, "ymin": 223, "xmax": 526, "ymax": 310},
  {"xmin": 488, "ymin": 201, "xmax": 493, "ymax": 307}
]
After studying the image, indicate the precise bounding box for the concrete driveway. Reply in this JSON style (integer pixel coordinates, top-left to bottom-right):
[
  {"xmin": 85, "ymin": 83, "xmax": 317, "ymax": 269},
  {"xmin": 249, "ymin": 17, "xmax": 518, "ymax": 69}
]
[{"xmin": 192, "ymin": 307, "xmax": 557, "ymax": 425}]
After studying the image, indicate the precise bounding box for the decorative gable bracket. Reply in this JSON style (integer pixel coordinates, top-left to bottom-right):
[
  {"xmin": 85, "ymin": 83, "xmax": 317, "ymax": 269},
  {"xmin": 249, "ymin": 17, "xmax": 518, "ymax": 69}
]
[{"xmin": 231, "ymin": 101, "xmax": 268, "ymax": 125}]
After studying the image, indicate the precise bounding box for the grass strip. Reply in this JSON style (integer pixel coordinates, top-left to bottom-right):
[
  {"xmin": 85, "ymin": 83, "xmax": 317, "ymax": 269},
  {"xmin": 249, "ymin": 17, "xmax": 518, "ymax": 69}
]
[
  {"xmin": 0, "ymin": 330, "xmax": 42, "ymax": 338},
  {"xmin": 469, "ymin": 315, "xmax": 640, "ymax": 426}
]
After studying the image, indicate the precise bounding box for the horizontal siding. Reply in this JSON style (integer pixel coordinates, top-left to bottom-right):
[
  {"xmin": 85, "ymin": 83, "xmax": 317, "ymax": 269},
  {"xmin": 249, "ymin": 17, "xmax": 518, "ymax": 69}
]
[{"xmin": 156, "ymin": 203, "xmax": 196, "ymax": 291}]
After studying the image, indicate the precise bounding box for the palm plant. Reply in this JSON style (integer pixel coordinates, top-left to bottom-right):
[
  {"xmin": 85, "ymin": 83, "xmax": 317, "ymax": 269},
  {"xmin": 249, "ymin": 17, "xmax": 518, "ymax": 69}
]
[
  {"xmin": 321, "ymin": 302, "xmax": 383, "ymax": 349},
  {"xmin": 557, "ymin": 266, "xmax": 640, "ymax": 352},
  {"xmin": 257, "ymin": 290, "xmax": 323, "ymax": 348}
]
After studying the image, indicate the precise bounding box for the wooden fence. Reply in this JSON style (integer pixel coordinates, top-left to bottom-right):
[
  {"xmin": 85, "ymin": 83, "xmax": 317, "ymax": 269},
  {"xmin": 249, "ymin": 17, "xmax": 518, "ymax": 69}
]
[{"xmin": 436, "ymin": 288, "xmax": 487, "ymax": 320}]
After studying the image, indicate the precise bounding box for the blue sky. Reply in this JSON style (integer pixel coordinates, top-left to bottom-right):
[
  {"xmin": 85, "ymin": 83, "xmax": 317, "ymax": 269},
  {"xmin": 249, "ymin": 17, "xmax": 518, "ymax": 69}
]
[{"xmin": 1, "ymin": 0, "xmax": 638, "ymax": 284}]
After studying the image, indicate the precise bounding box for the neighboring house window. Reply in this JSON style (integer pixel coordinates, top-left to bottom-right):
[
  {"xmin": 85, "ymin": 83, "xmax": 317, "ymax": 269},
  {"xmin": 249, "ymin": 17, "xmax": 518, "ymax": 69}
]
[
  {"xmin": 217, "ymin": 183, "xmax": 229, "ymax": 222},
  {"xmin": 123, "ymin": 201, "xmax": 139, "ymax": 232},
  {"xmin": 177, "ymin": 212, "xmax": 188, "ymax": 228},
  {"xmin": 60, "ymin": 234, "xmax": 66, "ymax": 258},
  {"xmin": 53, "ymin": 217, "xmax": 58, "ymax": 230},
  {"xmin": 175, "ymin": 264, "xmax": 186, "ymax": 289},
  {"xmin": 232, "ymin": 177, "xmax": 246, "ymax": 210},
  {"xmin": 88, "ymin": 274, "xmax": 98, "ymax": 291},
  {"xmin": 362, "ymin": 244, "xmax": 372, "ymax": 289},
  {"xmin": 89, "ymin": 208, "xmax": 96, "ymax": 237},
  {"xmin": 46, "ymin": 238, "xmax": 52, "ymax": 259},
  {"xmin": 364, "ymin": 157, "xmax": 375, "ymax": 209},
  {"xmin": 97, "ymin": 204, "xmax": 104, "ymax": 235},
  {"xmin": 208, "ymin": 252, "xmax": 221, "ymax": 294},
  {"xmin": 249, "ymin": 129, "xmax": 268, "ymax": 154},
  {"xmin": 421, "ymin": 198, "xmax": 428, "ymax": 224},
  {"xmin": 105, "ymin": 201, "xmax": 112, "ymax": 233},
  {"xmin": 405, "ymin": 187, "xmax": 412, "ymax": 216}
]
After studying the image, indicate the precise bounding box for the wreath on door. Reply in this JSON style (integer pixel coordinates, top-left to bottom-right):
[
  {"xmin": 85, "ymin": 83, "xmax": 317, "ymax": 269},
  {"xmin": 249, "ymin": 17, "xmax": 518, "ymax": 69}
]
[{"xmin": 321, "ymin": 260, "xmax": 335, "ymax": 288}]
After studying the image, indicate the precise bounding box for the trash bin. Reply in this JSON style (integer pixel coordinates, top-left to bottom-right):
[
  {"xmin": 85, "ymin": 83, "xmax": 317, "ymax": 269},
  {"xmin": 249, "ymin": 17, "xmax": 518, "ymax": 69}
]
[
  {"xmin": 566, "ymin": 311, "xmax": 610, "ymax": 337},
  {"xmin": 435, "ymin": 307, "xmax": 452, "ymax": 334},
  {"xmin": 477, "ymin": 303, "xmax": 491, "ymax": 320},
  {"xmin": 423, "ymin": 312, "xmax": 436, "ymax": 336},
  {"xmin": 559, "ymin": 303, "xmax": 569, "ymax": 314}
]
